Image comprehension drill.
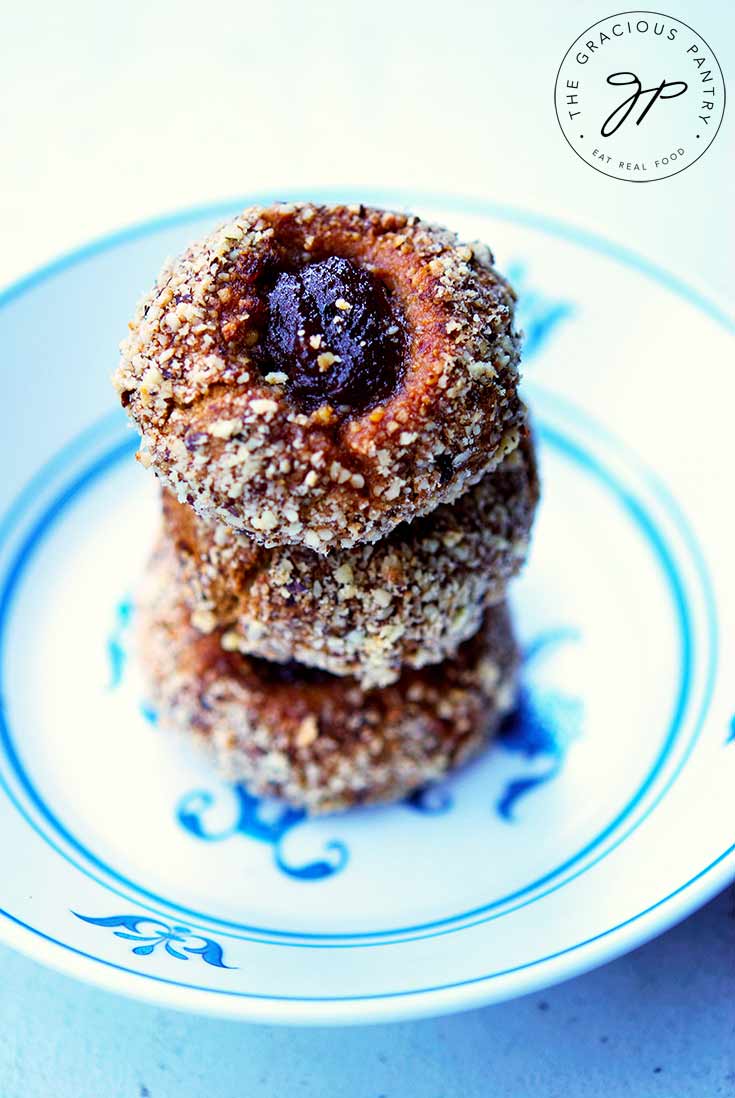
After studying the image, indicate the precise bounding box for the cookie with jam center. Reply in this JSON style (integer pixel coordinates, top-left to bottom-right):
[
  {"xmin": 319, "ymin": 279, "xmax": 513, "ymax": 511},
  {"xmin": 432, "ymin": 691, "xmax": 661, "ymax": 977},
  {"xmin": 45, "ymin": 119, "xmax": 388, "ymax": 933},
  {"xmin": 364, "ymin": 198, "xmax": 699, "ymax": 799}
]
[
  {"xmin": 115, "ymin": 202, "xmax": 525, "ymax": 552},
  {"xmin": 139, "ymin": 541, "xmax": 519, "ymax": 814}
]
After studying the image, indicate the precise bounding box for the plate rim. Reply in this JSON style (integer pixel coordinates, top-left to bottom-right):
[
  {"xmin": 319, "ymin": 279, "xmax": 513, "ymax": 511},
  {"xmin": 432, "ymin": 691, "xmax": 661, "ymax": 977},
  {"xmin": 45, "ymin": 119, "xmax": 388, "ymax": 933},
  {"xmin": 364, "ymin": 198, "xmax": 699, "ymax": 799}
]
[{"xmin": 1, "ymin": 842, "xmax": 732, "ymax": 1024}]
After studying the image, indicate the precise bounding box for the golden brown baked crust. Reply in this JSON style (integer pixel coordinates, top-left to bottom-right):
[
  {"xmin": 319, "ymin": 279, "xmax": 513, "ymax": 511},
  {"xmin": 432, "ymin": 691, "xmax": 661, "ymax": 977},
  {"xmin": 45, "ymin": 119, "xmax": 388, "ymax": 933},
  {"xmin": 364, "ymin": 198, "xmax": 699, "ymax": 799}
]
[
  {"xmin": 139, "ymin": 541, "xmax": 518, "ymax": 813},
  {"xmin": 115, "ymin": 202, "xmax": 524, "ymax": 552},
  {"xmin": 162, "ymin": 429, "xmax": 538, "ymax": 687}
]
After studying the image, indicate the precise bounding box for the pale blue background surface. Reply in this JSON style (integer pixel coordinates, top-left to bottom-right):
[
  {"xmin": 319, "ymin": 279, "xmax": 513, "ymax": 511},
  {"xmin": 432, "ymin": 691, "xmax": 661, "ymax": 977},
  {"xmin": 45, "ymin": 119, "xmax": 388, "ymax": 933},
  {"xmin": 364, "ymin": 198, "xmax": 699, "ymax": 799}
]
[
  {"xmin": 1, "ymin": 889, "xmax": 732, "ymax": 1097},
  {"xmin": 1, "ymin": 0, "xmax": 732, "ymax": 1092}
]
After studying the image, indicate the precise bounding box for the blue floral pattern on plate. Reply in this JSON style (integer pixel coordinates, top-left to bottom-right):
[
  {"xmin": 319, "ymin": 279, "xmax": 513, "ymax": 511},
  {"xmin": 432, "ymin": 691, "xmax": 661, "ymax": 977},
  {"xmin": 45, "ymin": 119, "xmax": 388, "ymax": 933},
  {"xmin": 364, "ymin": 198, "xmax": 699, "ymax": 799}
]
[
  {"xmin": 73, "ymin": 913, "xmax": 233, "ymax": 968},
  {"xmin": 172, "ymin": 626, "xmax": 583, "ymax": 880},
  {"xmin": 177, "ymin": 788, "xmax": 349, "ymax": 881},
  {"xmin": 107, "ymin": 595, "xmax": 133, "ymax": 689},
  {"xmin": 507, "ymin": 261, "xmax": 574, "ymax": 361}
]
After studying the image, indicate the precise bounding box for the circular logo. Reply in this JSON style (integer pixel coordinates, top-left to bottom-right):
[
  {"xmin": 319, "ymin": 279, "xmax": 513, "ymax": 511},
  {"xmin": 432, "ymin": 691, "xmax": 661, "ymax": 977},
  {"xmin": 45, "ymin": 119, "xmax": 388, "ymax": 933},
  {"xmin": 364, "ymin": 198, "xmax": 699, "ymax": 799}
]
[{"xmin": 554, "ymin": 11, "xmax": 725, "ymax": 181}]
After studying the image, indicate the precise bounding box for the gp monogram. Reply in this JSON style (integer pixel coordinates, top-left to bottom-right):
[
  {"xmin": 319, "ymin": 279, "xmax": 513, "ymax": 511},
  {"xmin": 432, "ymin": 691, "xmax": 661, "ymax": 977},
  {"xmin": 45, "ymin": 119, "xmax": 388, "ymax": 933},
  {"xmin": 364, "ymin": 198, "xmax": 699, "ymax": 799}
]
[{"xmin": 554, "ymin": 12, "xmax": 725, "ymax": 182}]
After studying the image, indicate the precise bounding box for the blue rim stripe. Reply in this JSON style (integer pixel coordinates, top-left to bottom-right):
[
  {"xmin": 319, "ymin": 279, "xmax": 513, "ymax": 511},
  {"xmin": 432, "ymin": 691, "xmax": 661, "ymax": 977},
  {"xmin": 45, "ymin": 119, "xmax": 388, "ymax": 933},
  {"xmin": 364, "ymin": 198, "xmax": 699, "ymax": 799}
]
[
  {"xmin": 1, "ymin": 841, "xmax": 733, "ymax": 1003},
  {"xmin": 0, "ymin": 411, "xmax": 125, "ymax": 554}
]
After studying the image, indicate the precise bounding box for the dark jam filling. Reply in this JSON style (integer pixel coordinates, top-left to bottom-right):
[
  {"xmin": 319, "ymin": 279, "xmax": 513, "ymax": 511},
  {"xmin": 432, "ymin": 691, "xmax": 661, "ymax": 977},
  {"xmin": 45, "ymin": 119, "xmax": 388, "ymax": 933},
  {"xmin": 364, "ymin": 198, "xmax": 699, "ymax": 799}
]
[
  {"xmin": 252, "ymin": 256, "xmax": 405, "ymax": 413},
  {"xmin": 248, "ymin": 657, "xmax": 335, "ymax": 687}
]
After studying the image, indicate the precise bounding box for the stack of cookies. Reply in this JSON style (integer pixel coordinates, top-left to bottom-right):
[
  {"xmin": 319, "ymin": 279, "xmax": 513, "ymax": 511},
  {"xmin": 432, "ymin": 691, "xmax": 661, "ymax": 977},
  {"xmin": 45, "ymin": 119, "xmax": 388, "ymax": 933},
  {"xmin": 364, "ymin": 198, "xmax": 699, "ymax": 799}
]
[{"xmin": 115, "ymin": 203, "xmax": 538, "ymax": 813}]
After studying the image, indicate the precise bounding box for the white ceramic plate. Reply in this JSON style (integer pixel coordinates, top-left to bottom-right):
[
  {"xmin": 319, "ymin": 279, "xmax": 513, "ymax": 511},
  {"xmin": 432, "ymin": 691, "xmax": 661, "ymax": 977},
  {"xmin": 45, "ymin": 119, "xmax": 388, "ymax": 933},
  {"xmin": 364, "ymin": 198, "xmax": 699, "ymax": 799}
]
[{"xmin": 0, "ymin": 192, "xmax": 732, "ymax": 1025}]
